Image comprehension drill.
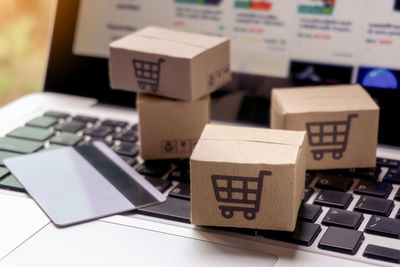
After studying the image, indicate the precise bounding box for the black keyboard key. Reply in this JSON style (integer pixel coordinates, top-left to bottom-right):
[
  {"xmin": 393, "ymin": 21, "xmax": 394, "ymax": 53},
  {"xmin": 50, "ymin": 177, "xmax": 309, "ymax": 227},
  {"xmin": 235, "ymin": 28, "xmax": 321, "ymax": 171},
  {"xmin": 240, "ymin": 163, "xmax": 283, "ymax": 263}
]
[
  {"xmin": 112, "ymin": 142, "xmax": 139, "ymax": 157},
  {"xmin": 395, "ymin": 188, "xmax": 400, "ymax": 201},
  {"xmin": 0, "ymin": 151, "xmax": 21, "ymax": 166},
  {"xmin": 145, "ymin": 177, "xmax": 172, "ymax": 193},
  {"xmin": 303, "ymin": 187, "xmax": 314, "ymax": 202},
  {"xmin": 298, "ymin": 204, "xmax": 322, "ymax": 223},
  {"xmin": 113, "ymin": 130, "xmax": 137, "ymax": 143},
  {"xmin": 363, "ymin": 244, "xmax": 400, "ymax": 264},
  {"xmin": 26, "ymin": 116, "xmax": 58, "ymax": 128},
  {"xmin": 377, "ymin": 157, "xmax": 400, "ymax": 168},
  {"xmin": 102, "ymin": 119, "xmax": 128, "ymax": 128},
  {"xmin": 73, "ymin": 115, "xmax": 98, "ymax": 124},
  {"xmin": 322, "ymin": 208, "xmax": 364, "ymax": 230},
  {"xmin": 50, "ymin": 133, "xmax": 83, "ymax": 146},
  {"xmin": 263, "ymin": 221, "xmax": 321, "ymax": 247},
  {"xmin": 169, "ymin": 183, "xmax": 190, "ymax": 200},
  {"xmin": 354, "ymin": 195, "xmax": 394, "ymax": 216},
  {"xmin": 365, "ymin": 215, "xmax": 400, "ymax": 239},
  {"xmin": 0, "ymin": 137, "xmax": 43, "ymax": 154},
  {"xmin": 167, "ymin": 167, "xmax": 190, "ymax": 183},
  {"xmin": 383, "ymin": 168, "xmax": 400, "ymax": 184},
  {"xmin": 314, "ymin": 190, "xmax": 353, "ymax": 209},
  {"xmin": 318, "ymin": 227, "xmax": 364, "ymax": 255},
  {"xmin": 397, "ymin": 209, "xmax": 400, "ymax": 219},
  {"xmin": 43, "ymin": 111, "xmax": 69, "ymax": 119},
  {"xmin": 54, "ymin": 120, "xmax": 85, "ymax": 133},
  {"xmin": 7, "ymin": 126, "xmax": 54, "ymax": 142},
  {"xmin": 0, "ymin": 167, "xmax": 9, "ymax": 178},
  {"xmin": 131, "ymin": 124, "xmax": 138, "ymax": 131},
  {"xmin": 136, "ymin": 197, "xmax": 190, "ymax": 223},
  {"xmin": 135, "ymin": 160, "xmax": 171, "ymax": 178},
  {"xmin": 0, "ymin": 174, "xmax": 25, "ymax": 192},
  {"xmin": 350, "ymin": 167, "xmax": 380, "ymax": 180},
  {"xmin": 354, "ymin": 180, "xmax": 392, "ymax": 198},
  {"xmin": 315, "ymin": 175, "xmax": 353, "ymax": 192},
  {"xmin": 84, "ymin": 126, "xmax": 113, "ymax": 138},
  {"xmin": 120, "ymin": 156, "xmax": 138, "ymax": 166}
]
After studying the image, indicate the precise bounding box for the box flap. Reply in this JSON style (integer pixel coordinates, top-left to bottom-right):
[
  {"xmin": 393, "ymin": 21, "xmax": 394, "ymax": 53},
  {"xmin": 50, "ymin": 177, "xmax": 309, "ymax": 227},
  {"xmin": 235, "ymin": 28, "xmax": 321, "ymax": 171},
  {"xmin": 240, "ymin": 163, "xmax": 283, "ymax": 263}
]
[
  {"xmin": 200, "ymin": 124, "xmax": 305, "ymax": 146},
  {"xmin": 110, "ymin": 35, "xmax": 205, "ymax": 59},
  {"xmin": 135, "ymin": 26, "xmax": 228, "ymax": 49},
  {"xmin": 273, "ymin": 85, "xmax": 380, "ymax": 114},
  {"xmin": 110, "ymin": 26, "xmax": 228, "ymax": 59},
  {"xmin": 191, "ymin": 125, "xmax": 306, "ymax": 165}
]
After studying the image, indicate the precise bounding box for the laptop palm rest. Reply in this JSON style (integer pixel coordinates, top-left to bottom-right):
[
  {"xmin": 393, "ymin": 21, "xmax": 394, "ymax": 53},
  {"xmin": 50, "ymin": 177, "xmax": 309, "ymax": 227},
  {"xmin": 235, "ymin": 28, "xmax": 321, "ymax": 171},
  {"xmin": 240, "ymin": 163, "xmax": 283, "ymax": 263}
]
[{"xmin": 1, "ymin": 219, "xmax": 277, "ymax": 266}]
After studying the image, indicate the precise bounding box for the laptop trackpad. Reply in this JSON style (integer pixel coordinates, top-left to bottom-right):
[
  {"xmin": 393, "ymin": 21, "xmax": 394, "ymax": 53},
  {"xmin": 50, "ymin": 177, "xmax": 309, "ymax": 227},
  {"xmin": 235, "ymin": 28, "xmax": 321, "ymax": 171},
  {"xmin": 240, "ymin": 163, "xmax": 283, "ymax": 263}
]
[{"xmin": 1, "ymin": 220, "xmax": 277, "ymax": 266}]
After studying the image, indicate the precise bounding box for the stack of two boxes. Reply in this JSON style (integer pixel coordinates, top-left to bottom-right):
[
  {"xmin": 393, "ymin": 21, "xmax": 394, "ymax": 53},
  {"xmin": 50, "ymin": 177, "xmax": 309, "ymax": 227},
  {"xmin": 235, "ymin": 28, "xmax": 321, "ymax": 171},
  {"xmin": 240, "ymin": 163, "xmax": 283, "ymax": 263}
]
[{"xmin": 109, "ymin": 26, "xmax": 231, "ymax": 160}]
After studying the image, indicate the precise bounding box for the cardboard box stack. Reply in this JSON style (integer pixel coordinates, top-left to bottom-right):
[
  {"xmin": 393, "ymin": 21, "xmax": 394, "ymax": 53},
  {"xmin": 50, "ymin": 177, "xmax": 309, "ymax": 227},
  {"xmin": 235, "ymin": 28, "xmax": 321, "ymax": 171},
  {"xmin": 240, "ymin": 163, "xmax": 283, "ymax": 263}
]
[
  {"xmin": 270, "ymin": 84, "xmax": 380, "ymax": 170},
  {"xmin": 109, "ymin": 26, "xmax": 231, "ymax": 159}
]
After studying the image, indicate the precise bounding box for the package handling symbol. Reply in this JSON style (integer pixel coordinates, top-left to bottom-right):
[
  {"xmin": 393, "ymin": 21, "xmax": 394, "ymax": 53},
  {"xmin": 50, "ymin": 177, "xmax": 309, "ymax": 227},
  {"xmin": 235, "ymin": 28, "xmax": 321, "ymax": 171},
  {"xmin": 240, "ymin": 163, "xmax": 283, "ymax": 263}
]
[
  {"xmin": 306, "ymin": 113, "xmax": 358, "ymax": 161},
  {"xmin": 211, "ymin": 170, "xmax": 271, "ymax": 221},
  {"xmin": 132, "ymin": 58, "xmax": 165, "ymax": 92}
]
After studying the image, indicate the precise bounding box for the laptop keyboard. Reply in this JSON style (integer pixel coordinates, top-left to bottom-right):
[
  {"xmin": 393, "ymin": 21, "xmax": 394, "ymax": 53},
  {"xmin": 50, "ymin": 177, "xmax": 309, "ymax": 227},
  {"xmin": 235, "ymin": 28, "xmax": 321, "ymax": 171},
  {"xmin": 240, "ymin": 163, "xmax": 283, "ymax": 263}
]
[{"xmin": 1, "ymin": 110, "xmax": 400, "ymax": 264}]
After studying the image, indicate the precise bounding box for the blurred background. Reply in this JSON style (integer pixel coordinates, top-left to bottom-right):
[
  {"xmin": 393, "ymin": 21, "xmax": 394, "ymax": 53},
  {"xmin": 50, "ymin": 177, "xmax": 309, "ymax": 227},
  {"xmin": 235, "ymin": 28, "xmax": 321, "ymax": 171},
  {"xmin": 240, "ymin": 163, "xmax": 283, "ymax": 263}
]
[{"xmin": 0, "ymin": 0, "xmax": 54, "ymax": 106}]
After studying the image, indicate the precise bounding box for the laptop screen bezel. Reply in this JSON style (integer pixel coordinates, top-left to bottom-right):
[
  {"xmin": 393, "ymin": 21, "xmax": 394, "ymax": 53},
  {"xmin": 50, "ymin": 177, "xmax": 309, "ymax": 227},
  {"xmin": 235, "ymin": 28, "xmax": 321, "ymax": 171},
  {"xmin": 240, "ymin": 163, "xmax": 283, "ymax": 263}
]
[{"xmin": 44, "ymin": 0, "xmax": 136, "ymax": 106}]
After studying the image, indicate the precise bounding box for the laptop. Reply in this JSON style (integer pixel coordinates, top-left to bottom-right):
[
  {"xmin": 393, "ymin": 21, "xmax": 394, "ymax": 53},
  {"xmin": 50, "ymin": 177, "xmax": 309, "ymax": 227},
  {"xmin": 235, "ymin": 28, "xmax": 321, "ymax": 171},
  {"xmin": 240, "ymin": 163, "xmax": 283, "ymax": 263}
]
[{"xmin": 1, "ymin": 0, "xmax": 400, "ymax": 266}]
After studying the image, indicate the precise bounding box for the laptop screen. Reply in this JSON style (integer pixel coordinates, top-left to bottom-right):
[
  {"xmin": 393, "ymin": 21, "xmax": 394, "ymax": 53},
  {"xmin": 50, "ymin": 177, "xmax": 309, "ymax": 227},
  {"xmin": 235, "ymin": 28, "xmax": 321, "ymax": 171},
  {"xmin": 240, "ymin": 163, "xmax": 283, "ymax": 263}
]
[
  {"xmin": 72, "ymin": 0, "xmax": 400, "ymax": 89},
  {"xmin": 45, "ymin": 0, "xmax": 400, "ymax": 144}
]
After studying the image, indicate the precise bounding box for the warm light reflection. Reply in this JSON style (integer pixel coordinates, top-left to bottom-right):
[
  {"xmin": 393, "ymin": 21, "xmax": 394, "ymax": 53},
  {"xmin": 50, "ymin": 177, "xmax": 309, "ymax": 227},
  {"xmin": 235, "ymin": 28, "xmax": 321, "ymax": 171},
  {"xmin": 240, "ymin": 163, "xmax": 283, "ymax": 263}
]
[{"xmin": 0, "ymin": 0, "xmax": 54, "ymax": 106}]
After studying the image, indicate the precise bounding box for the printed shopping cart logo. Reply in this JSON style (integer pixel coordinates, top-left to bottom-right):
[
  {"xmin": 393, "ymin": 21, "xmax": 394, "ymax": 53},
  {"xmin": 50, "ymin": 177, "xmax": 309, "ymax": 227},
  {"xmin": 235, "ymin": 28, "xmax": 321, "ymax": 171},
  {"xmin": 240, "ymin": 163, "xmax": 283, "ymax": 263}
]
[
  {"xmin": 211, "ymin": 170, "xmax": 271, "ymax": 221},
  {"xmin": 132, "ymin": 58, "xmax": 165, "ymax": 92},
  {"xmin": 306, "ymin": 113, "xmax": 358, "ymax": 161}
]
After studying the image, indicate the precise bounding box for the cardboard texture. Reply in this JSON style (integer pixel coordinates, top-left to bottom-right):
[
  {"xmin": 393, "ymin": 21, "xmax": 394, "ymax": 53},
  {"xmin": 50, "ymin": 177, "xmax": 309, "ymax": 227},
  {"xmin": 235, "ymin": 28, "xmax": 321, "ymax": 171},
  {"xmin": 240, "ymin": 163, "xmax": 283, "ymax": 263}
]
[
  {"xmin": 270, "ymin": 84, "xmax": 380, "ymax": 170},
  {"xmin": 109, "ymin": 26, "xmax": 231, "ymax": 101},
  {"xmin": 137, "ymin": 93, "xmax": 210, "ymax": 160},
  {"xmin": 190, "ymin": 124, "xmax": 307, "ymax": 231}
]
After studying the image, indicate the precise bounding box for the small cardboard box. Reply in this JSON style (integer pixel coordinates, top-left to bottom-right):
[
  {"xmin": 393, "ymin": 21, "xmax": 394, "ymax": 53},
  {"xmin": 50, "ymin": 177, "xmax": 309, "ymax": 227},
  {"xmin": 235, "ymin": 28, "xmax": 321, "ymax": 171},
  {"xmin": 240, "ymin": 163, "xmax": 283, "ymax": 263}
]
[
  {"xmin": 190, "ymin": 124, "xmax": 307, "ymax": 231},
  {"xmin": 270, "ymin": 85, "xmax": 380, "ymax": 170},
  {"xmin": 137, "ymin": 93, "xmax": 210, "ymax": 160},
  {"xmin": 109, "ymin": 26, "xmax": 231, "ymax": 101}
]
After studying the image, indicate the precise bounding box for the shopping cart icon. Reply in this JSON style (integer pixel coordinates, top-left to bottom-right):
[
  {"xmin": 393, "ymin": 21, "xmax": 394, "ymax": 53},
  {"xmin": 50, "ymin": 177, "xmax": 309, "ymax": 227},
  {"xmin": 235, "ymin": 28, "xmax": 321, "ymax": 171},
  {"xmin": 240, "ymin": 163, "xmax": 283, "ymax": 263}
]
[
  {"xmin": 306, "ymin": 113, "xmax": 358, "ymax": 161},
  {"xmin": 132, "ymin": 58, "xmax": 165, "ymax": 92},
  {"xmin": 211, "ymin": 170, "xmax": 271, "ymax": 221}
]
